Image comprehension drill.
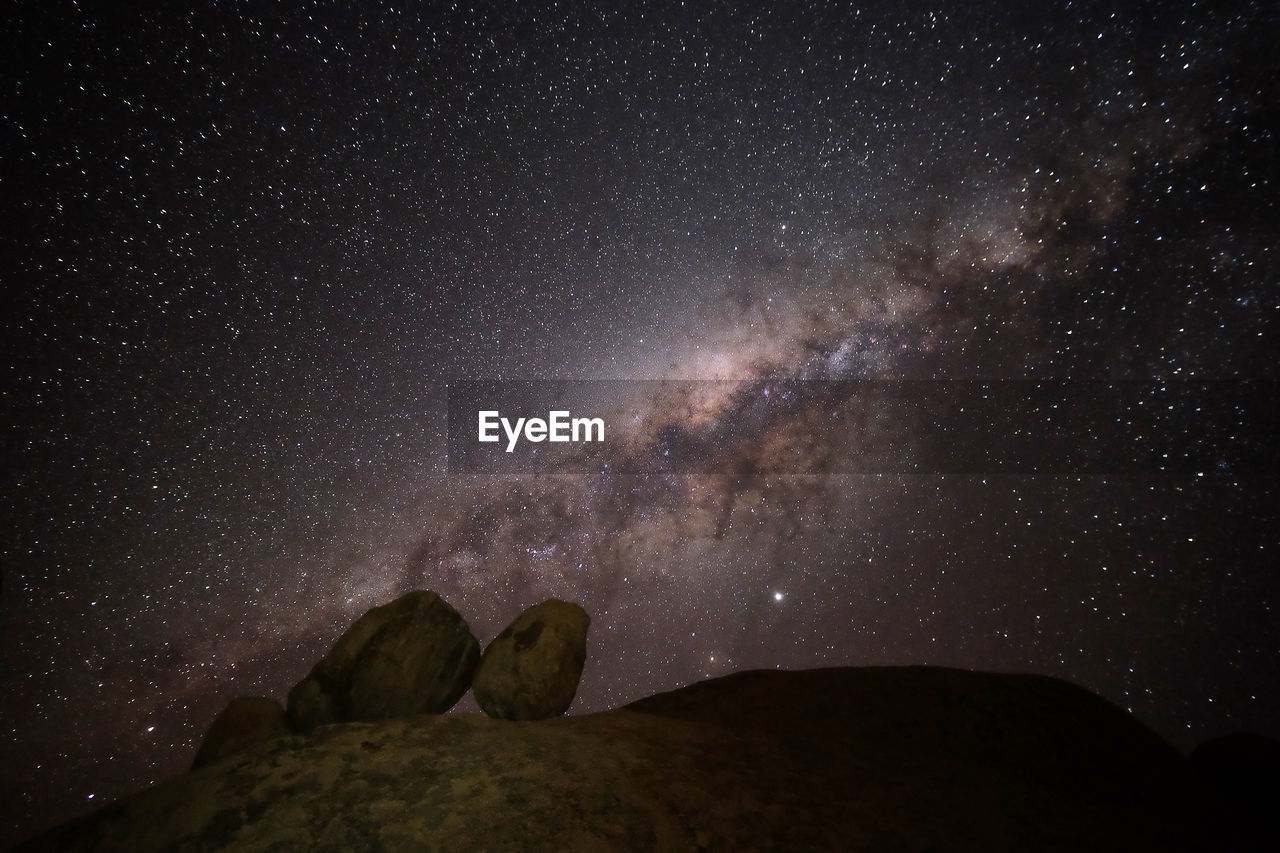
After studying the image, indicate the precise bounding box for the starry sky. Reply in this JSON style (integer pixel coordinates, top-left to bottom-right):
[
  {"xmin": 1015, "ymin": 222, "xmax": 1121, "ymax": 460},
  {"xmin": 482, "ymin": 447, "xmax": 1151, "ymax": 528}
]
[{"xmin": 3, "ymin": 0, "xmax": 1279, "ymax": 845}]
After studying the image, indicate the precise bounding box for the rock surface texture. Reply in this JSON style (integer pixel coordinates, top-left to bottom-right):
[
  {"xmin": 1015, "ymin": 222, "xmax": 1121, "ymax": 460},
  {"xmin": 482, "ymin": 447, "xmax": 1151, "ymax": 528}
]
[
  {"xmin": 472, "ymin": 599, "xmax": 590, "ymax": 720},
  {"xmin": 16, "ymin": 666, "xmax": 1241, "ymax": 852},
  {"xmin": 285, "ymin": 590, "xmax": 479, "ymax": 729},
  {"xmin": 190, "ymin": 697, "xmax": 291, "ymax": 769}
]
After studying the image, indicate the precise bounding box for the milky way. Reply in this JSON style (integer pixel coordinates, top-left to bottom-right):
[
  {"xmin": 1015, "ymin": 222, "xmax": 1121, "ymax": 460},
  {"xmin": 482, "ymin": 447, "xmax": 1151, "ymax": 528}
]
[{"xmin": 3, "ymin": 0, "xmax": 1278, "ymax": 844}]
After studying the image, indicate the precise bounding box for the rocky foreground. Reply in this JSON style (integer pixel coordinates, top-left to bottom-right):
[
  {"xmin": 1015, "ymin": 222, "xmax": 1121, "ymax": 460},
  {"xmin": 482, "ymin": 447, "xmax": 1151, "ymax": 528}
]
[{"xmin": 14, "ymin": 665, "xmax": 1273, "ymax": 852}]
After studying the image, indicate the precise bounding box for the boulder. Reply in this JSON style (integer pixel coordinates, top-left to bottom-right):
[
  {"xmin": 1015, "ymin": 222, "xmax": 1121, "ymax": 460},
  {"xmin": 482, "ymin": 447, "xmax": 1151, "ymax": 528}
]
[
  {"xmin": 285, "ymin": 676, "xmax": 336, "ymax": 731},
  {"xmin": 191, "ymin": 696, "xmax": 290, "ymax": 769},
  {"xmin": 286, "ymin": 590, "xmax": 480, "ymax": 729},
  {"xmin": 473, "ymin": 599, "xmax": 589, "ymax": 720}
]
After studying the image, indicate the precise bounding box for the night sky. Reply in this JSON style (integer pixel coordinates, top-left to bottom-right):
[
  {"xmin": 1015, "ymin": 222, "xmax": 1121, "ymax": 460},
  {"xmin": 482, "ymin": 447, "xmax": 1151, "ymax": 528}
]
[{"xmin": 3, "ymin": 0, "xmax": 1279, "ymax": 845}]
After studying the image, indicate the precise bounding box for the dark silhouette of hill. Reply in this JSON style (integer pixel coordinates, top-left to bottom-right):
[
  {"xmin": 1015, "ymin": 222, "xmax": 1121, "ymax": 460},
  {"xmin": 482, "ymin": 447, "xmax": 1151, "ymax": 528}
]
[{"xmin": 12, "ymin": 666, "xmax": 1241, "ymax": 852}]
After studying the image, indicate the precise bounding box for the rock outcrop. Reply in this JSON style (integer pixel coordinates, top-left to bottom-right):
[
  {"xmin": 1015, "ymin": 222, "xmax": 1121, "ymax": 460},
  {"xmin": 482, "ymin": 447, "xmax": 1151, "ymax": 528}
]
[
  {"xmin": 286, "ymin": 590, "xmax": 480, "ymax": 729},
  {"xmin": 16, "ymin": 666, "xmax": 1227, "ymax": 851},
  {"xmin": 472, "ymin": 599, "xmax": 589, "ymax": 720},
  {"xmin": 1190, "ymin": 732, "xmax": 1280, "ymax": 850},
  {"xmin": 1190, "ymin": 731, "xmax": 1280, "ymax": 797},
  {"xmin": 191, "ymin": 697, "xmax": 291, "ymax": 769}
]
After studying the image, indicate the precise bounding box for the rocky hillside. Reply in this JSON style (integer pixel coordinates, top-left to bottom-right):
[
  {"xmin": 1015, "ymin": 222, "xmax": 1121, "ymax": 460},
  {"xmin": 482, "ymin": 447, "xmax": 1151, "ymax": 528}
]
[{"xmin": 12, "ymin": 665, "xmax": 1242, "ymax": 852}]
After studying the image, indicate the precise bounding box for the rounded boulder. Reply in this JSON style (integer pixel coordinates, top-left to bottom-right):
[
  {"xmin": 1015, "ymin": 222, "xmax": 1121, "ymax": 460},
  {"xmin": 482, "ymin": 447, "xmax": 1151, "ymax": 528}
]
[
  {"xmin": 473, "ymin": 599, "xmax": 590, "ymax": 721},
  {"xmin": 287, "ymin": 590, "xmax": 480, "ymax": 729}
]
